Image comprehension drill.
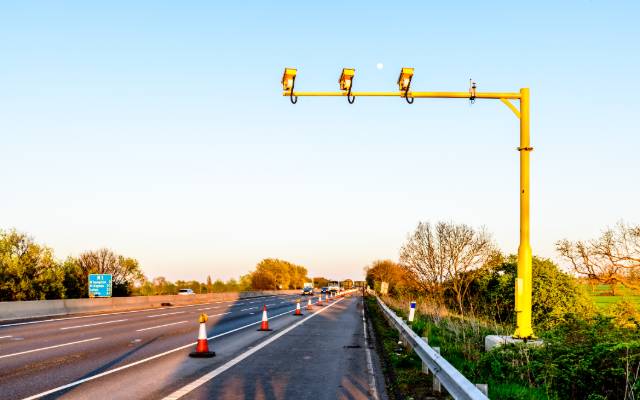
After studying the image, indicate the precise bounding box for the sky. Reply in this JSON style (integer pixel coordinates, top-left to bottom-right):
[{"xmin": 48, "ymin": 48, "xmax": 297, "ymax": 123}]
[{"xmin": 1, "ymin": 1, "xmax": 639, "ymax": 282}]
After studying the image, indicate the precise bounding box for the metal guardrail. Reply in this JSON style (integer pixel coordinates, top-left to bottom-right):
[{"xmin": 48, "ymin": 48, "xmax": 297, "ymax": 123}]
[{"xmin": 375, "ymin": 296, "xmax": 489, "ymax": 400}]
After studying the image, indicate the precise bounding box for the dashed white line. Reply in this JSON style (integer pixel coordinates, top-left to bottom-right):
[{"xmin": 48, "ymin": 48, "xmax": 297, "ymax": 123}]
[
  {"xmin": 0, "ymin": 335, "xmax": 13, "ymax": 339},
  {"xmin": 146, "ymin": 311, "xmax": 185, "ymax": 318},
  {"xmin": 161, "ymin": 298, "xmax": 345, "ymax": 399},
  {"xmin": 136, "ymin": 321, "xmax": 188, "ymax": 332},
  {"xmin": 209, "ymin": 312, "xmax": 232, "ymax": 317},
  {"xmin": 240, "ymin": 307, "xmax": 256, "ymax": 312},
  {"xmin": 60, "ymin": 319, "xmax": 128, "ymax": 330},
  {"xmin": 19, "ymin": 308, "xmax": 297, "ymax": 400},
  {"xmin": 0, "ymin": 337, "xmax": 101, "ymax": 360}
]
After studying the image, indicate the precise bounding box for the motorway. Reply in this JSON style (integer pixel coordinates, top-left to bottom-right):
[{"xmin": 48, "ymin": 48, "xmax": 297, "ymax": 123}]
[{"xmin": 0, "ymin": 292, "xmax": 386, "ymax": 400}]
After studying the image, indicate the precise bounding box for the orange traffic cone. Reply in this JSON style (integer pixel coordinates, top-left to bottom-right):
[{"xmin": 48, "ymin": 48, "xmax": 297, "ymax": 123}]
[
  {"xmin": 317, "ymin": 294, "xmax": 323, "ymax": 306},
  {"xmin": 327, "ymin": 293, "xmax": 332, "ymax": 302},
  {"xmin": 189, "ymin": 313, "xmax": 215, "ymax": 358},
  {"xmin": 293, "ymin": 299, "xmax": 303, "ymax": 316},
  {"xmin": 258, "ymin": 305, "xmax": 272, "ymax": 331},
  {"xmin": 306, "ymin": 298, "xmax": 313, "ymax": 310}
]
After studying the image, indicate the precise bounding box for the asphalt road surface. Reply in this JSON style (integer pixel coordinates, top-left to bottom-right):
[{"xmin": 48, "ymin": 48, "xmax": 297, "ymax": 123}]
[{"xmin": 0, "ymin": 292, "xmax": 386, "ymax": 400}]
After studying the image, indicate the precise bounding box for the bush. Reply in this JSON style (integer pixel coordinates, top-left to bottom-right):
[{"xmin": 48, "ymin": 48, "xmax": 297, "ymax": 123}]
[{"xmin": 469, "ymin": 256, "xmax": 595, "ymax": 330}]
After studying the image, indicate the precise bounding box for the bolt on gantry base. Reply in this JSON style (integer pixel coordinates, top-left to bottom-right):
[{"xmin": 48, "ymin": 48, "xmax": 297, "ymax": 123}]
[{"xmin": 281, "ymin": 67, "xmax": 535, "ymax": 339}]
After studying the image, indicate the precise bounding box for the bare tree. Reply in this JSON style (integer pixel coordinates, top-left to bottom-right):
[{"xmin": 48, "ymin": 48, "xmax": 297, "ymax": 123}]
[
  {"xmin": 557, "ymin": 221, "xmax": 640, "ymax": 295},
  {"xmin": 77, "ymin": 248, "xmax": 143, "ymax": 289},
  {"xmin": 400, "ymin": 221, "xmax": 496, "ymax": 315}
]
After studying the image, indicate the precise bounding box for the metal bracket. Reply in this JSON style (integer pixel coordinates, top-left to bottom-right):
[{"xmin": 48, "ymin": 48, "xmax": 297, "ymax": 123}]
[{"xmin": 500, "ymin": 98, "xmax": 520, "ymax": 119}]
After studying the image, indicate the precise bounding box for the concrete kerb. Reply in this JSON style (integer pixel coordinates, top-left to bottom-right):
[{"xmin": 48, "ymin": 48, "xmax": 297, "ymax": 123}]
[{"xmin": 0, "ymin": 290, "xmax": 298, "ymax": 322}]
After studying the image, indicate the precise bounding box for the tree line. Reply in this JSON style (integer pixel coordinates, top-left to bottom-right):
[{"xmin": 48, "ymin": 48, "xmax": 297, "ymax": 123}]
[
  {"xmin": 0, "ymin": 229, "xmax": 318, "ymax": 300},
  {"xmin": 366, "ymin": 219, "xmax": 640, "ymax": 329},
  {"xmin": 0, "ymin": 230, "xmax": 145, "ymax": 300}
]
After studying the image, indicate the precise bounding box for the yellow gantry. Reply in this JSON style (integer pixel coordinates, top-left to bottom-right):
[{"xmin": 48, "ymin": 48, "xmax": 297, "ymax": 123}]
[{"xmin": 281, "ymin": 68, "xmax": 534, "ymax": 339}]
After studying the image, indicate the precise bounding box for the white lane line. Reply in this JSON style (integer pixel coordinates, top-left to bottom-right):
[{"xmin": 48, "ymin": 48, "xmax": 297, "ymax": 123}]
[
  {"xmin": 162, "ymin": 298, "xmax": 345, "ymax": 400},
  {"xmin": 209, "ymin": 312, "xmax": 232, "ymax": 317},
  {"xmin": 362, "ymin": 298, "xmax": 379, "ymax": 400},
  {"xmin": 0, "ymin": 295, "xmax": 286, "ymax": 328},
  {"xmin": 146, "ymin": 311, "xmax": 185, "ymax": 318},
  {"xmin": 19, "ymin": 307, "xmax": 297, "ymax": 400},
  {"xmin": 0, "ymin": 337, "xmax": 101, "ymax": 360},
  {"xmin": 60, "ymin": 319, "xmax": 128, "ymax": 330},
  {"xmin": 0, "ymin": 308, "xmax": 169, "ymax": 328},
  {"xmin": 136, "ymin": 321, "xmax": 188, "ymax": 332},
  {"xmin": 239, "ymin": 307, "xmax": 256, "ymax": 312},
  {"xmin": 0, "ymin": 335, "xmax": 13, "ymax": 339}
]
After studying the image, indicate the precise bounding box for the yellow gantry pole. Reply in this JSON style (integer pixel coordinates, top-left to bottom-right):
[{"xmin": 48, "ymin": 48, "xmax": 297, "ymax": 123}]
[
  {"xmin": 514, "ymin": 88, "xmax": 534, "ymax": 339},
  {"xmin": 282, "ymin": 85, "xmax": 535, "ymax": 339}
]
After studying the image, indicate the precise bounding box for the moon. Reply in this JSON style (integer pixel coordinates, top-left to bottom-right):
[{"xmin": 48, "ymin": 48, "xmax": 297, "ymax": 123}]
[{"xmin": 376, "ymin": 63, "xmax": 384, "ymax": 70}]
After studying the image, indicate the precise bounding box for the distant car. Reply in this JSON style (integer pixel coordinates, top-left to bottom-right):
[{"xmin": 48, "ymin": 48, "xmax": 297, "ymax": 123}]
[
  {"xmin": 321, "ymin": 287, "xmax": 328, "ymax": 294},
  {"xmin": 302, "ymin": 287, "xmax": 314, "ymax": 296},
  {"xmin": 178, "ymin": 289, "xmax": 195, "ymax": 295}
]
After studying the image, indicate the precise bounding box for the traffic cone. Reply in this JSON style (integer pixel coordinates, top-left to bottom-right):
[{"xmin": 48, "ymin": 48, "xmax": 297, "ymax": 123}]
[
  {"xmin": 258, "ymin": 305, "xmax": 272, "ymax": 331},
  {"xmin": 306, "ymin": 298, "xmax": 313, "ymax": 310},
  {"xmin": 189, "ymin": 313, "xmax": 215, "ymax": 358},
  {"xmin": 317, "ymin": 294, "xmax": 323, "ymax": 306},
  {"xmin": 327, "ymin": 293, "xmax": 332, "ymax": 302},
  {"xmin": 293, "ymin": 299, "xmax": 303, "ymax": 316}
]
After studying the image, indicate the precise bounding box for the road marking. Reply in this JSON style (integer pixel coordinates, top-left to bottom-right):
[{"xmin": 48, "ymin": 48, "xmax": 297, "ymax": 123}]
[
  {"xmin": 362, "ymin": 298, "xmax": 379, "ymax": 400},
  {"xmin": 0, "ymin": 335, "xmax": 12, "ymax": 339},
  {"xmin": 136, "ymin": 321, "xmax": 188, "ymax": 332},
  {"xmin": 19, "ymin": 308, "xmax": 296, "ymax": 400},
  {"xmin": 0, "ymin": 294, "xmax": 288, "ymax": 328},
  {"xmin": 209, "ymin": 312, "xmax": 232, "ymax": 317},
  {"xmin": 240, "ymin": 307, "xmax": 256, "ymax": 311},
  {"xmin": 162, "ymin": 298, "xmax": 345, "ymax": 400},
  {"xmin": 0, "ymin": 337, "xmax": 101, "ymax": 360},
  {"xmin": 146, "ymin": 311, "xmax": 185, "ymax": 318},
  {"xmin": 60, "ymin": 319, "xmax": 128, "ymax": 330}
]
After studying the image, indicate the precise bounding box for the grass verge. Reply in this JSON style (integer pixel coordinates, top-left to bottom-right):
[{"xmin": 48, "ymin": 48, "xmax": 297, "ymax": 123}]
[{"xmin": 365, "ymin": 295, "xmax": 445, "ymax": 400}]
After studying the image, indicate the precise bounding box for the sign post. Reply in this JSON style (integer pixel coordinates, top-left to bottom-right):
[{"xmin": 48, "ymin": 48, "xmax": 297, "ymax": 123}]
[{"xmin": 88, "ymin": 274, "xmax": 113, "ymax": 298}]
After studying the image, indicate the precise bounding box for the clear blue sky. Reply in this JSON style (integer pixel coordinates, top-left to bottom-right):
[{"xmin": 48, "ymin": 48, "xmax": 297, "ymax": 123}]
[{"xmin": 1, "ymin": 1, "xmax": 639, "ymax": 282}]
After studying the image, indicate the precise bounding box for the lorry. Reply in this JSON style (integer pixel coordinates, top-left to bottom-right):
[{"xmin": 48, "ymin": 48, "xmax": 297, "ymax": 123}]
[{"xmin": 328, "ymin": 281, "xmax": 340, "ymax": 294}]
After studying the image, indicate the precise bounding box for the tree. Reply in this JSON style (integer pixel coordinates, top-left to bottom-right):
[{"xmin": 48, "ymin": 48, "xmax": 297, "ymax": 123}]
[
  {"xmin": 557, "ymin": 221, "xmax": 640, "ymax": 295},
  {"xmin": 251, "ymin": 258, "xmax": 308, "ymax": 290},
  {"xmin": 313, "ymin": 277, "xmax": 330, "ymax": 288},
  {"xmin": 61, "ymin": 257, "xmax": 86, "ymax": 298},
  {"xmin": 77, "ymin": 248, "xmax": 144, "ymax": 296},
  {"xmin": 251, "ymin": 270, "xmax": 276, "ymax": 290},
  {"xmin": 0, "ymin": 229, "xmax": 65, "ymax": 301},
  {"xmin": 206, "ymin": 275, "xmax": 213, "ymax": 293},
  {"xmin": 399, "ymin": 221, "xmax": 496, "ymax": 315},
  {"xmin": 364, "ymin": 260, "xmax": 413, "ymax": 294},
  {"xmin": 470, "ymin": 256, "xmax": 594, "ymax": 330}
]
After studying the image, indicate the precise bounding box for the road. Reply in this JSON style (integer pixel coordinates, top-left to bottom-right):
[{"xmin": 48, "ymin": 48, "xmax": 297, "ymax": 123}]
[{"xmin": 0, "ymin": 292, "xmax": 386, "ymax": 400}]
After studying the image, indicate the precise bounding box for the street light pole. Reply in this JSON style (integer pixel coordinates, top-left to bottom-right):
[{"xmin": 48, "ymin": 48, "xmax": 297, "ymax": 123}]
[{"xmin": 281, "ymin": 68, "xmax": 535, "ymax": 339}]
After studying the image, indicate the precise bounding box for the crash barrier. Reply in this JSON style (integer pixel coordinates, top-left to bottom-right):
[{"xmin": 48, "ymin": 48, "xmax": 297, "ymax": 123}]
[
  {"xmin": 375, "ymin": 296, "xmax": 489, "ymax": 400},
  {"xmin": 0, "ymin": 290, "xmax": 299, "ymax": 321}
]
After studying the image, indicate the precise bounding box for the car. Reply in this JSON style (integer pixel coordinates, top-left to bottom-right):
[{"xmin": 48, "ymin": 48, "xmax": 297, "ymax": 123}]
[
  {"xmin": 301, "ymin": 287, "xmax": 314, "ymax": 296},
  {"xmin": 178, "ymin": 288, "xmax": 195, "ymax": 295},
  {"xmin": 321, "ymin": 287, "xmax": 328, "ymax": 294}
]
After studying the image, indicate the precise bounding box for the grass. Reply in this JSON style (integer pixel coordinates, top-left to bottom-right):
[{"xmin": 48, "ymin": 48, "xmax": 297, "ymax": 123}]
[
  {"xmin": 365, "ymin": 296, "xmax": 445, "ymax": 400},
  {"xmin": 581, "ymin": 283, "xmax": 640, "ymax": 310},
  {"xmin": 375, "ymin": 295, "xmax": 549, "ymax": 400}
]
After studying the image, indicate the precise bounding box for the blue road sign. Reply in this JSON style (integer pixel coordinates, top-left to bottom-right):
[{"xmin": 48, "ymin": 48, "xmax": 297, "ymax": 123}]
[{"xmin": 88, "ymin": 274, "xmax": 112, "ymax": 297}]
